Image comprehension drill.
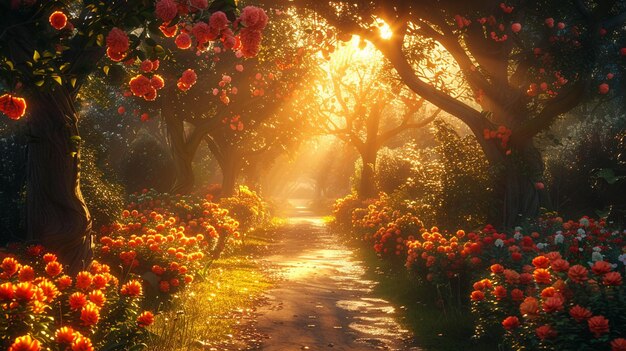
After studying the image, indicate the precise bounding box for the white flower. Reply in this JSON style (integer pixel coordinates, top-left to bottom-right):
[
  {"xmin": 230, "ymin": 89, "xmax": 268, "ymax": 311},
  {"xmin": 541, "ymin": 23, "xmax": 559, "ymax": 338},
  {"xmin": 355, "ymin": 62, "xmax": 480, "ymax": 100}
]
[
  {"xmin": 618, "ymin": 254, "xmax": 626, "ymax": 265},
  {"xmin": 577, "ymin": 228, "xmax": 586, "ymax": 236},
  {"xmin": 554, "ymin": 233, "xmax": 564, "ymax": 245},
  {"xmin": 513, "ymin": 232, "xmax": 523, "ymax": 240},
  {"xmin": 536, "ymin": 243, "xmax": 548, "ymax": 250},
  {"xmin": 579, "ymin": 218, "xmax": 590, "ymax": 227},
  {"xmin": 515, "ymin": 226, "xmax": 523, "ymax": 232},
  {"xmin": 591, "ymin": 251, "xmax": 603, "ymax": 262},
  {"xmin": 592, "ymin": 246, "xmax": 601, "ymax": 253},
  {"xmin": 494, "ymin": 239, "xmax": 504, "ymax": 248}
]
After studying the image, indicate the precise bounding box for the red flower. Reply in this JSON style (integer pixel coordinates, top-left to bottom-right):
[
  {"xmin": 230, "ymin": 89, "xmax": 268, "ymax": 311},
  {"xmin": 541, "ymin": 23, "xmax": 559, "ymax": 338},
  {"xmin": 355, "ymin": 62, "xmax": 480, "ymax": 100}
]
[
  {"xmin": 159, "ymin": 24, "xmax": 178, "ymax": 37},
  {"xmin": 240, "ymin": 28, "xmax": 262, "ymax": 58},
  {"xmin": 80, "ymin": 303, "xmax": 100, "ymax": 326},
  {"xmin": 140, "ymin": 60, "xmax": 153, "ymax": 72},
  {"xmin": 75, "ymin": 271, "xmax": 92, "ymax": 290},
  {"xmin": 55, "ymin": 326, "xmax": 75, "ymax": 344},
  {"xmin": 550, "ymin": 259, "xmax": 570, "ymax": 272},
  {"xmin": 71, "ymin": 335, "xmax": 94, "ymax": 351},
  {"xmin": 192, "ymin": 22, "xmax": 217, "ymax": 46},
  {"xmin": 533, "ymin": 268, "xmax": 551, "ymax": 284},
  {"xmin": 591, "ymin": 261, "xmax": 612, "ymax": 275},
  {"xmin": 56, "ymin": 275, "xmax": 72, "ymax": 290},
  {"xmin": 151, "ymin": 75, "xmax": 165, "ymax": 90},
  {"xmin": 45, "ymin": 261, "xmax": 63, "ymax": 277},
  {"xmin": 531, "ymin": 255, "xmax": 550, "ymax": 268},
  {"xmin": 49, "ymin": 11, "xmax": 68, "ymax": 30},
  {"xmin": 536, "ymin": 325, "xmax": 557, "ymax": 340},
  {"xmin": 18, "ymin": 265, "xmax": 35, "ymax": 282},
  {"xmin": 588, "ymin": 315, "xmax": 609, "ymax": 337},
  {"xmin": 490, "ymin": 264, "xmax": 504, "ymax": 274},
  {"xmin": 69, "ymin": 292, "xmax": 87, "ymax": 310},
  {"xmin": 612, "ymin": 338, "xmax": 626, "ymax": 351},
  {"xmin": 174, "ymin": 32, "xmax": 192, "ymax": 50},
  {"xmin": 502, "ymin": 316, "xmax": 520, "ymax": 330},
  {"xmin": 494, "ymin": 286, "xmax": 507, "ymax": 299},
  {"xmin": 542, "ymin": 296, "xmax": 564, "ymax": 313},
  {"xmin": 599, "ymin": 83, "xmax": 610, "ymax": 94},
  {"xmin": 106, "ymin": 28, "xmax": 129, "ymax": 61},
  {"xmin": 0, "ymin": 282, "xmax": 15, "ymax": 300},
  {"xmin": 8, "ymin": 335, "xmax": 41, "ymax": 351},
  {"xmin": 177, "ymin": 69, "xmax": 197, "ymax": 91},
  {"xmin": 568, "ymin": 265, "xmax": 588, "ymax": 283},
  {"xmin": 120, "ymin": 280, "xmax": 143, "ymax": 297},
  {"xmin": 603, "ymin": 271, "xmax": 623, "ymax": 286},
  {"xmin": 14, "ymin": 282, "xmax": 36, "ymax": 302},
  {"xmin": 87, "ymin": 290, "xmax": 106, "ymax": 307},
  {"xmin": 569, "ymin": 305, "xmax": 592, "ymax": 322},
  {"xmin": 519, "ymin": 297, "xmax": 539, "ymax": 316},
  {"xmin": 129, "ymin": 75, "xmax": 152, "ymax": 97},
  {"xmin": 510, "ymin": 288, "xmax": 524, "ymax": 301},
  {"xmin": 155, "ymin": 0, "xmax": 178, "ymax": 23},
  {"xmin": 239, "ymin": 6, "xmax": 268, "ymax": 31},
  {"xmin": 137, "ymin": 311, "xmax": 155, "ymax": 327},
  {"xmin": 0, "ymin": 94, "xmax": 27, "ymax": 120}
]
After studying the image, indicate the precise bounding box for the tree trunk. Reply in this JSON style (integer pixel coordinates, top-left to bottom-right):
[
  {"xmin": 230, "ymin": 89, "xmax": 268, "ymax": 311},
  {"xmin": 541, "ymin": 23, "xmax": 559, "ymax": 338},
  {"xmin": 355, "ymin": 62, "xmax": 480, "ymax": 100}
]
[
  {"xmin": 358, "ymin": 147, "xmax": 378, "ymax": 199},
  {"xmin": 498, "ymin": 141, "xmax": 550, "ymax": 228},
  {"xmin": 221, "ymin": 158, "xmax": 239, "ymax": 198},
  {"xmin": 27, "ymin": 88, "xmax": 92, "ymax": 272}
]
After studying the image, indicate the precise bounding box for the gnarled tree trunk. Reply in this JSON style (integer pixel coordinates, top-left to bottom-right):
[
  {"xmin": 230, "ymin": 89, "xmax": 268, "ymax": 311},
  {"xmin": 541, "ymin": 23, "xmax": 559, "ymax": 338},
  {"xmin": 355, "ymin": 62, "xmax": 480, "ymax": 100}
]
[{"xmin": 27, "ymin": 88, "xmax": 92, "ymax": 272}]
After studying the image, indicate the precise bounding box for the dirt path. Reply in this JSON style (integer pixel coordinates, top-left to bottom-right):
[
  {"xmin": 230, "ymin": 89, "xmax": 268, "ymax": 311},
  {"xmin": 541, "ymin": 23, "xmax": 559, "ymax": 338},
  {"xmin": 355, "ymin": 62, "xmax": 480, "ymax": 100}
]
[{"xmin": 252, "ymin": 211, "xmax": 420, "ymax": 351}]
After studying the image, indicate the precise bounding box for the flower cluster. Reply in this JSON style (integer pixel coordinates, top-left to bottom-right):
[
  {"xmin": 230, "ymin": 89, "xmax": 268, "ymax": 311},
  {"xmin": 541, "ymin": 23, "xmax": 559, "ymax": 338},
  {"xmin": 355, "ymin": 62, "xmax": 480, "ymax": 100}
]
[
  {"xmin": 1, "ymin": 251, "xmax": 153, "ymax": 351},
  {"xmin": 220, "ymin": 186, "xmax": 271, "ymax": 235}
]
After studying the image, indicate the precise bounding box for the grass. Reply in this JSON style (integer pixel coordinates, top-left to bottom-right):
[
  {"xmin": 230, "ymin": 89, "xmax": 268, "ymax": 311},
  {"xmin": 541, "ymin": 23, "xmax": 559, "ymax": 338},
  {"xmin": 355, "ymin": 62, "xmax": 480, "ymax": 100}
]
[
  {"xmin": 354, "ymin": 243, "xmax": 501, "ymax": 351},
  {"xmin": 146, "ymin": 228, "xmax": 277, "ymax": 351}
]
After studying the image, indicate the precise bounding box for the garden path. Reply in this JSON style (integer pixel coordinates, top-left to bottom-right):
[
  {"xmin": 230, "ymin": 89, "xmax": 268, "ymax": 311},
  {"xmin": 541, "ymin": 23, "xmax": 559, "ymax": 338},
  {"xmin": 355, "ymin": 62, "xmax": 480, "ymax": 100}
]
[{"xmin": 252, "ymin": 207, "xmax": 421, "ymax": 351}]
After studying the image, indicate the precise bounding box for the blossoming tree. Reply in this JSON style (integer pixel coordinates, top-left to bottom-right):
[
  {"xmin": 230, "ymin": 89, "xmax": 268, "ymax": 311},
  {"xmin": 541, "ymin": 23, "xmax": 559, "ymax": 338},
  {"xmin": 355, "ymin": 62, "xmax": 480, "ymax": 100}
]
[
  {"xmin": 265, "ymin": 0, "xmax": 626, "ymax": 227},
  {"xmin": 0, "ymin": 0, "xmax": 268, "ymax": 270}
]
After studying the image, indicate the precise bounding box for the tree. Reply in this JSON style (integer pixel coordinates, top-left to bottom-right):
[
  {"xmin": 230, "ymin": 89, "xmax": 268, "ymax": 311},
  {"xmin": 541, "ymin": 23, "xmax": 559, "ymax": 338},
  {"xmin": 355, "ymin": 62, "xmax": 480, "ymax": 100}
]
[
  {"xmin": 315, "ymin": 44, "xmax": 440, "ymax": 199},
  {"xmin": 264, "ymin": 0, "xmax": 626, "ymax": 227},
  {"xmin": 0, "ymin": 0, "xmax": 268, "ymax": 269}
]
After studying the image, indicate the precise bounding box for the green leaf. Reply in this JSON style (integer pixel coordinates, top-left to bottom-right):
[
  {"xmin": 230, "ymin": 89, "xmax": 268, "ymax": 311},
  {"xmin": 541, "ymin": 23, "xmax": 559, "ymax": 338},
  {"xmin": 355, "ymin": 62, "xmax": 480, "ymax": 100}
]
[
  {"xmin": 70, "ymin": 136, "xmax": 82, "ymax": 142},
  {"xmin": 33, "ymin": 50, "xmax": 40, "ymax": 62},
  {"xmin": 594, "ymin": 168, "xmax": 625, "ymax": 185},
  {"xmin": 52, "ymin": 75, "xmax": 62, "ymax": 85},
  {"xmin": 35, "ymin": 80, "xmax": 45, "ymax": 86},
  {"xmin": 6, "ymin": 60, "xmax": 13, "ymax": 70}
]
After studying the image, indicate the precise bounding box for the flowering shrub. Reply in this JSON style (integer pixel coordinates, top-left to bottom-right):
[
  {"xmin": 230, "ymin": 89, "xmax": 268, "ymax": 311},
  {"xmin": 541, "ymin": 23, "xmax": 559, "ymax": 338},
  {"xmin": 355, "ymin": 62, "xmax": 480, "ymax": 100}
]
[
  {"xmin": 1, "ymin": 250, "xmax": 153, "ymax": 350},
  {"xmin": 220, "ymin": 186, "xmax": 271, "ymax": 234},
  {"xmin": 331, "ymin": 194, "xmax": 364, "ymax": 230}
]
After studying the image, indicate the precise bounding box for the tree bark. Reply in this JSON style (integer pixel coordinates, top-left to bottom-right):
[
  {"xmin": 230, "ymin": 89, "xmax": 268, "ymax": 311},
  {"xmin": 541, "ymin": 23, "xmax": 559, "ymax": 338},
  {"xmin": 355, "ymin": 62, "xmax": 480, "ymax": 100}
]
[
  {"xmin": 166, "ymin": 117, "xmax": 196, "ymax": 195},
  {"xmin": 358, "ymin": 151, "xmax": 378, "ymax": 200},
  {"xmin": 221, "ymin": 157, "xmax": 239, "ymax": 198},
  {"xmin": 27, "ymin": 88, "xmax": 92, "ymax": 272}
]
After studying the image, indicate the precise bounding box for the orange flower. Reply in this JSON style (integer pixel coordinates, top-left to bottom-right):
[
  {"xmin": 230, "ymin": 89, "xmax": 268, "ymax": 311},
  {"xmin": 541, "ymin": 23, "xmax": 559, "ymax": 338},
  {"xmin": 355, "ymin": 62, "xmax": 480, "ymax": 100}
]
[
  {"xmin": 42, "ymin": 253, "xmax": 57, "ymax": 263},
  {"xmin": 56, "ymin": 275, "xmax": 73, "ymax": 290},
  {"xmin": 159, "ymin": 280, "xmax": 170, "ymax": 292},
  {"xmin": 8, "ymin": 335, "xmax": 41, "ymax": 351},
  {"xmin": 37, "ymin": 279, "xmax": 59, "ymax": 302},
  {"xmin": 568, "ymin": 265, "xmax": 588, "ymax": 283},
  {"xmin": 14, "ymin": 282, "xmax": 36, "ymax": 302},
  {"xmin": 494, "ymin": 286, "xmax": 507, "ymax": 300},
  {"xmin": 120, "ymin": 280, "xmax": 143, "ymax": 297},
  {"xmin": 569, "ymin": 305, "xmax": 592, "ymax": 322},
  {"xmin": 470, "ymin": 290, "xmax": 485, "ymax": 301},
  {"xmin": 18, "ymin": 265, "xmax": 35, "ymax": 282},
  {"xmin": 1, "ymin": 256, "xmax": 20, "ymax": 276},
  {"xmin": 87, "ymin": 290, "xmax": 106, "ymax": 307},
  {"xmin": 603, "ymin": 272, "xmax": 622, "ymax": 286},
  {"xmin": 0, "ymin": 282, "xmax": 15, "ymax": 300},
  {"xmin": 542, "ymin": 296, "xmax": 564, "ymax": 313},
  {"xmin": 80, "ymin": 303, "xmax": 100, "ymax": 326},
  {"xmin": 550, "ymin": 259, "xmax": 570, "ymax": 272},
  {"xmin": 533, "ymin": 268, "xmax": 551, "ymax": 284},
  {"xmin": 75, "ymin": 271, "xmax": 92, "ymax": 290},
  {"xmin": 519, "ymin": 297, "xmax": 539, "ymax": 316},
  {"xmin": 71, "ymin": 334, "xmax": 94, "ymax": 351},
  {"xmin": 503, "ymin": 269, "xmax": 520, "ymax": 284},
  {"xmin": 490, "ymin": 264, "xmax": 504, "ymax": 274},
  {"xmin": 55, "ymin": 326, "xmax": 75, "ymax": 344},
  {"xmin": 535, "ymin": 325, "xmax": 557, "ymax": 340},
  {"xmin": 510, "ymin": 288, "xmax": 524, "ymax": 301},
  {"xmin": 502, "ymin": 316, "xmax": 520, "ymax": 330},
  {"xmin": 0, "ymin": 94, "xmax": 27, "ymax": 120},
  {"xmin": 137, "ymin": 311, "xmax": 155, "ymax": 327},
  {"xmin": 68, "ymin": 292, "xmax": 87, "ymax": 310},
  {"xmin": 591, "ymin": 261, "xmax": 612, "ymax": 275},
  {"xmin": 45, "ymin": 261, "xmax": 63, "ymax": 277},
  {"xmin": 531, "ymin": 256, "xmax": 550, "ymax": 268},
  {"xmin": 588, "ymin": 315, "xmax": 609, "ymax": 337},
  {"xmin": 48, "ymin": 11, "xmax": 68, "ymax": 30},
  {"xmin": 91, "ymin": 274, "xmax": 108, "ymax": 289},
  {"xmin": 611, "ymin": 338, "xmax": 626, "ymax": 351}
]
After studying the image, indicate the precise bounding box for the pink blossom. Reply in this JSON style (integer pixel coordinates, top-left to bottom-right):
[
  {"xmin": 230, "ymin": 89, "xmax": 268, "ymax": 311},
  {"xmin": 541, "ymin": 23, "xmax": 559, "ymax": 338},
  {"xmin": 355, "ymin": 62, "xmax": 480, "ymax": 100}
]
[
  {"xmin": 545, "ymin": 18, "xmax": 554, "ymax": 28},
  {"xmin": 155, "ymin": 0, "xmax": 177, "ymax": 23},
  {"xmin": 192, "ymin": 22, "xmax": 217, "ymax": 46},
  {"xmin": 106, "ymin": 27, "xmax": 129, "ymax": 54},
  {"xmin": 235, "ymin": 64, "xmax": 244, "ymax": 72},
  {"xmin": 222, "ymin": 75, "xmax": 232, "ymax": 83},
  {"xmin": 209, "ymin": 11, "xmax": 229, "ymax": 31},
  {"xmin": 240, "ymin": 27, "xmax": 262, "ymax": 57},
  {"xmin": 175, "ymin": 32, "xmax": 192, "ymax": 49},
  {"xmin": 212, "ymin": 88, "xmax": 219, "ymax": 95},
  {"xmin": 511, "ymin": 23, "xmax": 521, "ymax": 33},
  {"xmin": 190, "ymin": 0, "xmax": 208, "ymax": 10},
  {"xmin": 239, "ymin": 6, "xmax": 268, "ymax": 31}
]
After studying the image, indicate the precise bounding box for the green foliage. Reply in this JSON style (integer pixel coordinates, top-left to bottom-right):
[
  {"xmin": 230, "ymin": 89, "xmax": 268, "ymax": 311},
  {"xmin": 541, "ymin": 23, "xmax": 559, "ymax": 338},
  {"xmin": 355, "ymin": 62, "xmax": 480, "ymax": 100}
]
[{"xmin": 220, "ymin": 186, "xmax": 270, "ymax": 233}]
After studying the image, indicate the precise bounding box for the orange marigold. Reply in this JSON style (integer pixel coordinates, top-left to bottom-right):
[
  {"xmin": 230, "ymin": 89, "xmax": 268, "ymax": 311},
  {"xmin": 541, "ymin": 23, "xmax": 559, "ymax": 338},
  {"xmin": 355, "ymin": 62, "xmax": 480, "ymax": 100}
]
[
  {"xmin": 591, "ymin": 261, "xmax": 612, "ymax": 275},
  {"xmin": 71, "ymin": 334, "xmax": 94, "ymax": 351},
  {"xmin": 80, "ymin": 303, "xmax": 100, "ymax": 326},
  {"xmin": 603, "ymin": 271, "xmax": 622, "ymax": 286},
  {"xmin": 502, "ymin": 316, "xmax": 520, "ymax": 330},
  {"xmin": 75, "ymin": 271, "xmax": 92, "ymax": 290},
  {"xmin": 568, "ymin": 265, "xmax": 588, "ymax": 283},
  {"xmin": 569, "ymin": 305, "xmax": 592, "ymax": 322},
  {"xmin": 8, "ymin": 335, "xmax": 41, "ymax": 351},
  {"xmin": 536, "ymin": 325, "xmax": 557, "ymax": 340},
  {"xmin": 531, "ymin": 255, "xmax": 550, "ymax": 268},
  {"xmin": 55, "ymin": 326, "xmax": 75, "ymax": 344},
  {"xmin": 120, "ymin": 280, "xmax": 143, "ymax": 297},
  {"xmin": 611, "ymin": 338, "xmax": 626, "ymax": 351},
  {"xmin": 137, "ymin": 311, "xmax": 155, "ymax": 327},
  {"xmin": 45, "ymin": 261, "xmax": 63, "ymax": 277},
  {"xmin": 533, "ymin": 268, "xmax": 552, "ymax": 284}
]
